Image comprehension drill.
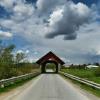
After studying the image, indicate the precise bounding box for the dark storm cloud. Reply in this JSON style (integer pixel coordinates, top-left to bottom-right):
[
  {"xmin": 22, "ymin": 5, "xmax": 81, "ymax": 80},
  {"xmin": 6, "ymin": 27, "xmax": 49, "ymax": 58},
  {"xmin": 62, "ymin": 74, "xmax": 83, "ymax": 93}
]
[{"xmin": 45, "ymin": 1, "xmax": 91, "ymax": 40}]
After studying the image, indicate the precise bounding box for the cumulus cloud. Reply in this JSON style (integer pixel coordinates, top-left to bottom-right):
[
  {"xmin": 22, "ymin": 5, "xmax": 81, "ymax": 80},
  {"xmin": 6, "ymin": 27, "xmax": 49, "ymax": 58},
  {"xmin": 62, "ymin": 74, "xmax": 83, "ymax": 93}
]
[
  {"xmin": 36, "ymin": 0, "xmax": 65, "ymax": 15},
  {"xmin": 0, "ymin": 0, "xmax": 15, "ymax": 9},
  {"xmin": 12, "ymin": 1, "xmax": 34, "ymax": 21},
  {"xmin": 0, "ymin": 0, "xmax": 92, "ymax": 41},
  {"xmin": 0, "ymin": 0, "xmax": 100, "ymax": 64},
  {"xmin": 45, "ymin": 1, "xmax": 91, "ymax": 40},
  {"xmin": 0, "ymin": 30, "xmax": 12, "ymax": 38},
  {"xmin": 0, "ymin": 0, "xmax": 44, "ymax": 40}
]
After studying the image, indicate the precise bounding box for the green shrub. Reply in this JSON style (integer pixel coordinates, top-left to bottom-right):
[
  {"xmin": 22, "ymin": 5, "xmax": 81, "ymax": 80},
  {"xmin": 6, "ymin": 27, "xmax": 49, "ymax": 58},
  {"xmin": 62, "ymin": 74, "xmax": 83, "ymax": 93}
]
[{"xmin": 94, "ymin": 67, "xmax": 100, "ymax": 77}]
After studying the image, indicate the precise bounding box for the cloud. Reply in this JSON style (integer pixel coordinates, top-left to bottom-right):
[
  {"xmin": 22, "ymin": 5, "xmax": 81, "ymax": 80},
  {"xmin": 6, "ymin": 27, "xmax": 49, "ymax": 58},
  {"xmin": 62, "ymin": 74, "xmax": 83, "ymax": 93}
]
[
  {"xmin": 17, "ymin": 49, "xmax": 30, "ymax": 54},
  {"xmin": 36, "ymin": 0, "xmax": 65, "ymax": 15},
  {"xmin": 0, "ymin": 30, "xmax": 12, "ymax": 38},
  {"xmin": 0, "ymin": 0, "xmax": 100, "ymax": 64},
  {"xmin": 0, "ymin": 0, "xmax": 44, "ymax": 40},
  {"xmin": 45, "ymin": 1, "xmax": 91, "ymax": 40},
  {"xmin": 0, "ymin": 0, "xmax": 15, "ymax": 9},
  {"xmin": 12, "ymin": 1, "xmax": 34, "ymax": 21},
  {"xmin": 0, "ymin": 0, "xmax": 92, "ymax": 41},
  {"xmin": 16, "ymin": 50, "xmax": 24, "ymax": 53},
  {"xmin": 26, "ymin": 50, "xmax": 29, "ymax": 54}
]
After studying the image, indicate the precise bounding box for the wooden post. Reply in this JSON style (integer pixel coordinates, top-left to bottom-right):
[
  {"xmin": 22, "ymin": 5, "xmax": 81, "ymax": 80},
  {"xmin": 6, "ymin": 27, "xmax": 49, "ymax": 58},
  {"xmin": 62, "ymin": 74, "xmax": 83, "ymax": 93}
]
[{"xmin": 58, "ymin": 64, "xmax": 61, "ymax": 72}]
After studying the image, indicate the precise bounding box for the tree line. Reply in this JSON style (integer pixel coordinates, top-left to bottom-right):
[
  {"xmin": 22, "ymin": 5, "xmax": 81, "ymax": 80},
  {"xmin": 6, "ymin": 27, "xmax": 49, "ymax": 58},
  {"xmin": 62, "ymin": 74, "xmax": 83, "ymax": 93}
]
[
  {"xmin": 61, "ymin": 64, "xmax": 100, "ymax": 77},
  {"xmin": 0, "ymin": 42, "xmax": 39, "ymax": 80}
]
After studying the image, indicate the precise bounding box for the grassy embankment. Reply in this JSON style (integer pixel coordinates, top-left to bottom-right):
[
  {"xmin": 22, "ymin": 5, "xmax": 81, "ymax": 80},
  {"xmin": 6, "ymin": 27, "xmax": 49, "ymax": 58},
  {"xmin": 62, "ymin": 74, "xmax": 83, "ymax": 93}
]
[
  {"xmin": 60, "ymin": 68, "xmax": 100, "ymax": 97},
  {"xmin": 0, "ymin": 41, "xmax": 41, "ymax": 94},
  {"xmin": 61, "ymin": 68, "xmax": 100, "ymax": 83}
]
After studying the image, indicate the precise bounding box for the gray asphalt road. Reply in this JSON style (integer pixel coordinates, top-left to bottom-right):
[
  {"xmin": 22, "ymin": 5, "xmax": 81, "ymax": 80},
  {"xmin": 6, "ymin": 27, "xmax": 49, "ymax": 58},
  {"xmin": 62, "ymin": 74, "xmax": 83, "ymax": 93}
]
[
  {"xmin": 8, "ymin": 74, "xmax": 92, "ymax": 100},
  {"xmin": 46, "ymin": 69, "xmax": 55, "ymax": 72}
]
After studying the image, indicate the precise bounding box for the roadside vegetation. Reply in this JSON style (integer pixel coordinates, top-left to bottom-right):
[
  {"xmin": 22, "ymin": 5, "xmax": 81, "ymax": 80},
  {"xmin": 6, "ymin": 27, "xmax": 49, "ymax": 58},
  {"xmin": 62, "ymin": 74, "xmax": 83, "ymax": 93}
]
[
  {"xmin": 61, "ymin": 65, "xmax": 100, "ymax": 84},
  {"xmin": 60, "ymin": 65, "xmax": 100, "ymax": 97},
  {"xmin": 0, "ymin": 75, "xmax": 36, "ymax": 93},
  {"xmin": 0, "ymin": 41, "xmax": 39, "ymax": 80},
  {"xmin": 61, "ymin": 74, "xmax": 100, "ymax": 97}
]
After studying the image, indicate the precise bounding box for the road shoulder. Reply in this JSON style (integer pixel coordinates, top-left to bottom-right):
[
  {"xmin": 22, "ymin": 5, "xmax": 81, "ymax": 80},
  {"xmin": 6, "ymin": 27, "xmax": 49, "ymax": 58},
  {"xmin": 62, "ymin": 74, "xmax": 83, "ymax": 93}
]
[
  {"xmin": 60, "ymin": 74, "xmax": 100, "ymax": 100},
  {"xmin": 0, "ymin": 75, "xmax": 42, "ymax": 100}
]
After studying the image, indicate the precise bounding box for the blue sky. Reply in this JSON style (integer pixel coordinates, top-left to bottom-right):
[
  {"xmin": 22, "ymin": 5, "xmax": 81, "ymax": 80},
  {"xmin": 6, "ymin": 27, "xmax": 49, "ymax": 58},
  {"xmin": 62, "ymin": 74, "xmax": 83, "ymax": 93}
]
[
  {"xmin": 73, "ymin": 0, "xmax": 98, "ymax": 5},
  {"xmin": 0, "ymin": 0, "xmax": 100, "ymax": 64}
]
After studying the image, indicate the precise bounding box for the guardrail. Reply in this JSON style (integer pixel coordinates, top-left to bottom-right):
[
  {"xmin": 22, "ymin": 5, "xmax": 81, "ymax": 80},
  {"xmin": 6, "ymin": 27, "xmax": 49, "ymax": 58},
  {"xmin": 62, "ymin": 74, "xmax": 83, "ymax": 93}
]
[
  {"xmin": 0, "ymin": 71, "xmax": 41, "ymax": 88},
  {"xmin": 59, "ymin": 71, "xmax": 100, "ymax": 90}
]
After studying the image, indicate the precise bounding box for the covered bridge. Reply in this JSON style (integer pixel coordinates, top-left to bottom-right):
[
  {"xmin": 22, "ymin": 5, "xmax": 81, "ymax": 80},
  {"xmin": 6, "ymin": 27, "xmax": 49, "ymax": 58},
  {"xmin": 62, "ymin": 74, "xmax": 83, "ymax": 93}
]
[{"xmin": 36, "ymin": 51, "xmax": 65, "ymax": 73}]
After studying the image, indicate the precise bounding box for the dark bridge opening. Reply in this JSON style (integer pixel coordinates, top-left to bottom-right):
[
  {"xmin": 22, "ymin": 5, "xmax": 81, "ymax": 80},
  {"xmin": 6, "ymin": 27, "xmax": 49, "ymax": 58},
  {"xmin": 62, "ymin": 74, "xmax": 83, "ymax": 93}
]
[
  {"xmin": 36, "ymin": 51, "xmax": 65, "ymax": 74},
  {"xmin": 41, "ymin": 60, "xmax": 58, "ymax": 73},
  {"xmin": 45, "ymin": 63, "xmax": 56, "ymax": 72}
]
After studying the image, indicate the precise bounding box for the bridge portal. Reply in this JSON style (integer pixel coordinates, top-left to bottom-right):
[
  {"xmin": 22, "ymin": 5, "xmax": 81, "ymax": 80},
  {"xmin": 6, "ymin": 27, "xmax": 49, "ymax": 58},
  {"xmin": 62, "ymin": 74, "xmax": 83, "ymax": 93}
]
[{"xmin": 36, "ymin": 51, "xmax": 65, "ymax": 73}]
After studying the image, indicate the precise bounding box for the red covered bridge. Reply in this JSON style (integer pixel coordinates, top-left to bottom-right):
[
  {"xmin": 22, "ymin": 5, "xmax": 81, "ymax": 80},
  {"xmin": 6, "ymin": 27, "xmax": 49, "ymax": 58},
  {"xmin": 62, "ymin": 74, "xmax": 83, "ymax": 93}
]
[{"xmin": 36, "ymin": 51, "xmax": 65, "ymax": 73}]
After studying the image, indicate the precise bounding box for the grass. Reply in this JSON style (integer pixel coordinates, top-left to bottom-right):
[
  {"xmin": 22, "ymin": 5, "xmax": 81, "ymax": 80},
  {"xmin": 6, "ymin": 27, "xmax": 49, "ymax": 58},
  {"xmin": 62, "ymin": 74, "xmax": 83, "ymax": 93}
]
[
  {"xmin": 0, "ymin": 75, "xmax": 38, "ymax": 94},
  {"xmin": 61, "ymin": 68, "xmax": 100, "ymax": 84},
  {"xmin": 60, "ymin": 68, "xmax": 100, "ymax": 97},
  {"xmin": 60, "ymin": 74, "xmax": 100, "ymax": 97}
]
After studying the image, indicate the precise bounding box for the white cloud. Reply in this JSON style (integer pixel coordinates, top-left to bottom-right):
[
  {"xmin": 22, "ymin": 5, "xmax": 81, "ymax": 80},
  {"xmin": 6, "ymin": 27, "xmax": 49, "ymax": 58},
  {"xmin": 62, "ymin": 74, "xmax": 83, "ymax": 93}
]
[
  {"xmin": 26, "ymin": 50, "xmax": 29, "ymax": 54},
  {"xmin": 75, "ymin": 3, "xmax": 90, "ymax": 16},
  {"xmin": 17, "ymin": 49, "xmax": 30, "ymax": 54},
  {"xmin": 48, "ymin": 7, "xmax": 63, "ymax": 26},
  {"xmin": 17, "ymin": 50, "xmax": 24, "ymax": 53},
  {"xmin": 0, "ymin": 0, "xmax": 100, "ymax": 64},
  {"xmin": 0, "ymin": 0, "xmax": 92, "ymax": 40},
  {"xmin": 12, "ymin": 2, "xmax": 34, "ymax": 21},
  {"xmin": 36, "ymin": 0, "xmax": 65, "ymax": 15},
  {"xmin": 0, "ymin": 30, "xmax": 12, "ymax": 38},
  {"xmin": 0, "ymin": 0, "xmax": 15, "ymax": 9}
]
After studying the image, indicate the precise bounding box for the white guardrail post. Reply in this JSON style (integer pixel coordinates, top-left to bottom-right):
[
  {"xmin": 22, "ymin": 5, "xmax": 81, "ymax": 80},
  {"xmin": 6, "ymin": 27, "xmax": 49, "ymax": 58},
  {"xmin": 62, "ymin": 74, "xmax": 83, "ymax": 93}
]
[
  {"xmin": 0, "ymin": 71, "xmax": 41, "ymax": 88},
  {"xmin": 59, "ymin": 71, "xmax": 100, "ymax": 90}
]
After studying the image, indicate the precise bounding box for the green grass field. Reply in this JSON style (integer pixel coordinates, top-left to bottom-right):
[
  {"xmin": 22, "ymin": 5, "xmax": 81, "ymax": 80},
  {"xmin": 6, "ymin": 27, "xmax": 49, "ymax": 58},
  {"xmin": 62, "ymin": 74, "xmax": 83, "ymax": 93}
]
[{"xmin": 61, "ymin": 68, "xmax": 100, "ymax": 84}]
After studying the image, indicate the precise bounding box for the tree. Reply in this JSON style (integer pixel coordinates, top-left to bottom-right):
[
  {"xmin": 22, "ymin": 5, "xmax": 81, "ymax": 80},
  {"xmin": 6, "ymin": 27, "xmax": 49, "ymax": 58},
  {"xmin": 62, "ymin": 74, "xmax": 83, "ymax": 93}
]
[
  {"xmin": 0, "ymin": 43, "xmax": 39, "ymax": 79},
  {"xmin": 1, "ymin": 45, "xmax": 15, "ymax": 64},
  {"xmin": 95, "ymin": 67, "xmax": 100, "ymax": 77},
  {"xmin": 16, "ymin": 52, "xmax": 26, "ymax": 64},
  {"xmin": 0, "ymin": 41, "xmax": 4, "ymax": 59},
  {"xmin": 0, "ymin": 44, "xmax": 15, "ymax": 79},
  {"xmin": 94, "ymin": 63, "xmax": 99, "ymax": 66}
]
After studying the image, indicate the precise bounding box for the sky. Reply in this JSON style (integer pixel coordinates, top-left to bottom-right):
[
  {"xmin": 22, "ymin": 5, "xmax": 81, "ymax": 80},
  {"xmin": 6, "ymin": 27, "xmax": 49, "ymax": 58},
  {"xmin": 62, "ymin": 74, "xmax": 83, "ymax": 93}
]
[{"xmin": 0, "ymin": 0, "xmax": 100, "ymax": 64}]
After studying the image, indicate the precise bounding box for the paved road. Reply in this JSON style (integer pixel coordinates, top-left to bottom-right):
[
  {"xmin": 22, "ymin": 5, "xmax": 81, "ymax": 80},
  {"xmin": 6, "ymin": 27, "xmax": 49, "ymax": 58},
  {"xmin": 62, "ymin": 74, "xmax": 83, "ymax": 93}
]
[
  {"xmin": 7, "ymin": 74, "xmax": 92, "ymax": 100},
  {"xmin": 46, "ymin": 69, "xmax": 55, "ymax": 72}
]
